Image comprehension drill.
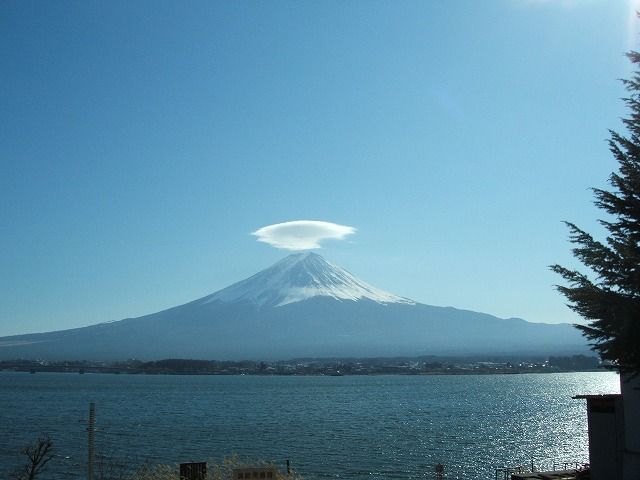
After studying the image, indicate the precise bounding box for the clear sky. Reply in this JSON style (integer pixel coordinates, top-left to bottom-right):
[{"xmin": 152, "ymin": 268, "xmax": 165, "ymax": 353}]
[{"xmin": 1, "ymin": 0, "xmax": 638, "ymax": 337}]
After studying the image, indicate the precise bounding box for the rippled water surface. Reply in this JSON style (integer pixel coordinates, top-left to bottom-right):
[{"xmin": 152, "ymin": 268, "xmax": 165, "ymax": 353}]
[{"xmin": 0, "ymin": 371, "xmax": 619, "ymax": 479}]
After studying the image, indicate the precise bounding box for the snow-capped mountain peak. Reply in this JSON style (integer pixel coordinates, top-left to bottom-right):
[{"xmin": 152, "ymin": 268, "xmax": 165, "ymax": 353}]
[{"xmin": 200, "ymin": 252, "xmax": 415, "ymax": 308}]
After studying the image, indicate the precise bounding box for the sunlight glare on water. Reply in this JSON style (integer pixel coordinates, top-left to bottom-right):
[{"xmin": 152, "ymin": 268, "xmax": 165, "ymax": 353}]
[{"xmin": 0, "ymin": 371, "xmax": 620, "ymax": 480}]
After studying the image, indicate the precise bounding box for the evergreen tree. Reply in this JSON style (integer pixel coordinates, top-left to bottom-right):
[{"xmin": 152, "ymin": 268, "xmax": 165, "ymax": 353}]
[{"xmin": 551, "ymin": 51, "xmax": 640, "ymax": 376}]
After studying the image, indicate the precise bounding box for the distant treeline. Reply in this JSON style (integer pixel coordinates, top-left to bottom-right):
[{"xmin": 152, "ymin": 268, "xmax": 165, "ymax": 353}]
[{"xmin": 0, "ymin": 354, "xmax": 603, "ymax": 376}]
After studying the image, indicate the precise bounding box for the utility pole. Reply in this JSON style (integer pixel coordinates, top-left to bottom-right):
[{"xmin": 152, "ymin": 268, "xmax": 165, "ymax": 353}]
[{"xmin": 88, "ymin": 402, "xmax": 95, "ymax": 480}]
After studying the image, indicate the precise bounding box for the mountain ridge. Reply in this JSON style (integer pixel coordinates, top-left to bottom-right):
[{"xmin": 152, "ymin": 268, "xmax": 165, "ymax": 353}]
[{"xmin": 0, "ymin": 253, "xmax": 588, "ymax": 360}]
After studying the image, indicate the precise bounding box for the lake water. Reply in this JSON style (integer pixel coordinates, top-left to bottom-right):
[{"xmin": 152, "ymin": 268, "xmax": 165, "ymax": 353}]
[{"xmin": 0, "ymin": 371, "xmax": 620, "ymax": 480}]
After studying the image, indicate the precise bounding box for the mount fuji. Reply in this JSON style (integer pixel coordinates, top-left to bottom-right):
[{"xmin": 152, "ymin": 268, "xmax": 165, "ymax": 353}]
[
  {"xmin": 0, "ymin": 253, "xmax": 587, "ymax": 360},
  {"xmin": 199, "ymin": 252, "xmax": 414, "ymax": 308}
]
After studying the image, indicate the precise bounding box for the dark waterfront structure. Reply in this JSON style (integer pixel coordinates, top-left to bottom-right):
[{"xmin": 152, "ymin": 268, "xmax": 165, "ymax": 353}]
[{"xmin": 574, "ymin": 376, "xmax": 640, "ymax": 480}]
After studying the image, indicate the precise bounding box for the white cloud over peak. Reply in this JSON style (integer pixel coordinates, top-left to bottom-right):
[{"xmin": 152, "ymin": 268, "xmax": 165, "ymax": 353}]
[{"xmin": 252, "ymin": 220, "xmax": 356, "ymax": 251}]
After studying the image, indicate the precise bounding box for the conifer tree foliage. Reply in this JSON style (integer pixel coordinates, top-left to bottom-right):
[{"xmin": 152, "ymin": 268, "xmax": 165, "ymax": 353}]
[{"xmin": 551, "ymin": 51, "xmax": 640, "ymax": 376}]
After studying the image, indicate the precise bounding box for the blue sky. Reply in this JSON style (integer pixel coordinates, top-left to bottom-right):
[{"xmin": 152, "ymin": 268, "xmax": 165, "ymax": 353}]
[{"xmin": 1, "ymin": 0, "xmax": 638, "ymax": 337}]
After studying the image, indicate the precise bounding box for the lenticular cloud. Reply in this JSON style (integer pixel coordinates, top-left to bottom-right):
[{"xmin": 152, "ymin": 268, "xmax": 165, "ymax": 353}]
[{"xmin": 252, "ymin": 220, "xmax": 356, "ymax": 251}]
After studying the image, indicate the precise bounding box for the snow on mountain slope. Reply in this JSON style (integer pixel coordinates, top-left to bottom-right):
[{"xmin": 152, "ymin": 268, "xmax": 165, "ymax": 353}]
[{"xmin": 200, "ymin": 252, "xmax": 415, "ymax": 308}]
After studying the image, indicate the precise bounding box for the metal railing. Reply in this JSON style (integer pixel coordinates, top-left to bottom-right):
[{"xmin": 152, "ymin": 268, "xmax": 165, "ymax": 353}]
[
  {"xmin": 495, "ymin": 459, "xmax": 590, "ymax": 480},
  {"xmin": 495, "ymin": 465, "xmax": 525, "ymax": 480}
]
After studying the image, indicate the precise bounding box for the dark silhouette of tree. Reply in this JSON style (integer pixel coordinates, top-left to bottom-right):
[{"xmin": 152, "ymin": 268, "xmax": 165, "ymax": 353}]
[
  {"xmin": 11, "ymin": 435, "xmax": 54, "ymax": 480},
  {"xmin": 552, "ymin": 51, "xmax": 640, "ymax": 376}
]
